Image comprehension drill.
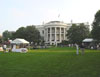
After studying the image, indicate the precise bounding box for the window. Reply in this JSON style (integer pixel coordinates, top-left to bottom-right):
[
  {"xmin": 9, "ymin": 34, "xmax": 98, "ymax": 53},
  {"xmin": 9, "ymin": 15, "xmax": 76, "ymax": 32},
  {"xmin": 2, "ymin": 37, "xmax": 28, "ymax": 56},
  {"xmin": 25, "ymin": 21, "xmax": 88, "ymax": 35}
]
[{"xmin": 42, "ymin": 30, "xmax": 44, "ymax": 34}]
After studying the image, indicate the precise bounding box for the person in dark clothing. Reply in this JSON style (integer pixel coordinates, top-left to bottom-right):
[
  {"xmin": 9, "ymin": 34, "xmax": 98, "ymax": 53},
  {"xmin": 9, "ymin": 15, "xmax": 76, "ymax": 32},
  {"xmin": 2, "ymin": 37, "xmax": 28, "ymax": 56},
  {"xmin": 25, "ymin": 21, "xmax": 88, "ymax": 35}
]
[{"xmin": 79, "ymin": 43, "xmax": 85, "ymax": 55}]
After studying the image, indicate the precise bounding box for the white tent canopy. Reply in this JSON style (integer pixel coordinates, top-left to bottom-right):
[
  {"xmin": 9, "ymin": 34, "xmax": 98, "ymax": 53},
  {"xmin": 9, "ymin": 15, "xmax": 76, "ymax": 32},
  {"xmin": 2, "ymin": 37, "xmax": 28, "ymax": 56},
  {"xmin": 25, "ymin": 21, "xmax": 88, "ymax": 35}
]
[
  {"xmin": 11, "ymin": 38, "xmax": 29, "ymax": 44},
  {"xmin": 83, "ymin": 38, "xmax": 93, "ymax": 42}
]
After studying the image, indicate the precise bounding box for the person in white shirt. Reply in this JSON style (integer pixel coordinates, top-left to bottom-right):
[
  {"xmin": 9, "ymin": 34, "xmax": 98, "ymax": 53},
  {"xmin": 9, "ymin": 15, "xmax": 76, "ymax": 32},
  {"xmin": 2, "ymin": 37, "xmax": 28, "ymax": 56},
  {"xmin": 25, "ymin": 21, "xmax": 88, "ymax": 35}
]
[
  {"xmin": 75, "ymin": 44, "xmax": 79, "ymax": 55},
  {"xmin": 3, "ymin": 44, "xmax": 7, "ymax": 52}
]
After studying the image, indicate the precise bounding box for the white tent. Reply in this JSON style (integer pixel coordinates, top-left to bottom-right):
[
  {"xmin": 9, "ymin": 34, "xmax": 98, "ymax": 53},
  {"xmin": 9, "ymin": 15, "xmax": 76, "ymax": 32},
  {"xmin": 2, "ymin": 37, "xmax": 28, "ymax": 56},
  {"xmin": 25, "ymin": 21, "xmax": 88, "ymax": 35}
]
[
  {"xmin": 83, "ymin": 38, "xmax": 93, "ymax": 42},
  {"xmin": 11, "ymin": 38, "xmax": 29, "ymax": 53},
  {"xmin": 11, "ymin": 38, "xmax": 29, "ymax": 44}
]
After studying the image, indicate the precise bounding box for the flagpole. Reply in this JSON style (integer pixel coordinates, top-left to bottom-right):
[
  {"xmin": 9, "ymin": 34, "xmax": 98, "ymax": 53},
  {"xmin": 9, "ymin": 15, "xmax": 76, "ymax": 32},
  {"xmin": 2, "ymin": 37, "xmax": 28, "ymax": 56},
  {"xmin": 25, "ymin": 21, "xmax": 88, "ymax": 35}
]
[{"xmin": 58, "ymin": 14, "xmax": 60, "ymax": 21}]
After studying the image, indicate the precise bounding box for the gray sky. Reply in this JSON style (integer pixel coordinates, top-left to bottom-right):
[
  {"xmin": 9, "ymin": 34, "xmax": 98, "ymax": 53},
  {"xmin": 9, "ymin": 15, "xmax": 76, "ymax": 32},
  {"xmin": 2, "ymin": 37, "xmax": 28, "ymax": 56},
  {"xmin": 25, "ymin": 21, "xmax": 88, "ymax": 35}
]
[{"xmin": 0, "ymin": 0, "xmax": 100, "ymax": 33}]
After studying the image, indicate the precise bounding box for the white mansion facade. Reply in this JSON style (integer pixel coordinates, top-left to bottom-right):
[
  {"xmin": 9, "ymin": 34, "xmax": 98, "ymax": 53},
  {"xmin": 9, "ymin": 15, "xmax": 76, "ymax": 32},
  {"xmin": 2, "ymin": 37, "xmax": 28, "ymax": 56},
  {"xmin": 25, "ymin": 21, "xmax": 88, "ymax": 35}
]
[{"xmin": 36, "ymin": 21, "xmax": 89, "ymax": 45}]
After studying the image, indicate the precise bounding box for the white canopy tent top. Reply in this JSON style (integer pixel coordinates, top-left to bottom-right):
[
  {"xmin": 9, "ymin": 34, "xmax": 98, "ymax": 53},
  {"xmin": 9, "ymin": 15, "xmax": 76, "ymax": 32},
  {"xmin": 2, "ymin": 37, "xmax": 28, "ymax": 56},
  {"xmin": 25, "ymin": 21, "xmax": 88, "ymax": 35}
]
[
  {"xmin": 83, "ymin": 38, "xmax": 93, "ymax": 42},
  {"xmin": 11, "ymin": 38, "xmax": 29, "ymax": 44}
]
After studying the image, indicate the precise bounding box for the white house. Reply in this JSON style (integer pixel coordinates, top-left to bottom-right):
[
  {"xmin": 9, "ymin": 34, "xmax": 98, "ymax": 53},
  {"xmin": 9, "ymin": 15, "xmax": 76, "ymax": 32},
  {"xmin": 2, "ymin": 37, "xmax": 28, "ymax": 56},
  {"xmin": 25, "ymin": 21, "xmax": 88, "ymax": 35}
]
[
  {"xmin": 36, "ymin": 21, "xmax": 90, "ymax": 45},
  {"xmin": 36, "ymin": 21, "xmax": 71, "ymax": 45}
]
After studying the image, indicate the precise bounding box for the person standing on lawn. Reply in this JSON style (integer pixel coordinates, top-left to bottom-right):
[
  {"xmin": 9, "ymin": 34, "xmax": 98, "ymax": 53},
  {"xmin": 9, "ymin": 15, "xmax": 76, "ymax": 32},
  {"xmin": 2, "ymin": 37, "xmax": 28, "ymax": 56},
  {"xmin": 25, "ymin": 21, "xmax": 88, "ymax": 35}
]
[
  {"xmin": 3, "ymin": 44, "xmax": 7, "ymax": 52},
  {"xmin": 79, "ymin": 43, "xmax": 85, "ymax": 55},
  {"xmin": 75, "ymin": 43, "xmax": 79, "ymax": 55}
]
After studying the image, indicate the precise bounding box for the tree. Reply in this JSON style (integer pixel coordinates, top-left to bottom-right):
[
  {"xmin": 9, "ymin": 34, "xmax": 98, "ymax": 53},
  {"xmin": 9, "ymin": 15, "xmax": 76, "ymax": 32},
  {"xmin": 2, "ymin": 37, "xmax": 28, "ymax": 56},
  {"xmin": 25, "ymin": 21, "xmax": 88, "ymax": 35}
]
[
  {"xmin": 0, "ymin": 35, "xmax": 2, "ymax": 43},
  {"xmin": 67, "ymin": 23, "xmax": 89, "ymax": 44},
  {"xmin": 2, "ymin": 30, "xmax": 15, "ymax": 41},
  {"xmin": 91, "ymin": 10, "xmax": 100, "ymax": 42},
  {"xmin": 25, "ymin": 26, "xmax": 41, "ymax": 43},
  {"xmin": 14, "ymin": 25, "xmax": 41, "ymax": 43},
  {"xmin": 14, "ymin": 27, "xmax": 26, "ymax": 39}
]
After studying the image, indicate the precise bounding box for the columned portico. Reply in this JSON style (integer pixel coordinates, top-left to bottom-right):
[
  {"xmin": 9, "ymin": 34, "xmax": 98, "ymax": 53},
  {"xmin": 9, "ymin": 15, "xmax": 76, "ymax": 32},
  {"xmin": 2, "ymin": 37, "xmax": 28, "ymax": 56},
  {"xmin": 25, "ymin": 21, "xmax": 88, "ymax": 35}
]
[{"xmin": 43, "ymin": 21, "xmax": 68, "ymax": 45}]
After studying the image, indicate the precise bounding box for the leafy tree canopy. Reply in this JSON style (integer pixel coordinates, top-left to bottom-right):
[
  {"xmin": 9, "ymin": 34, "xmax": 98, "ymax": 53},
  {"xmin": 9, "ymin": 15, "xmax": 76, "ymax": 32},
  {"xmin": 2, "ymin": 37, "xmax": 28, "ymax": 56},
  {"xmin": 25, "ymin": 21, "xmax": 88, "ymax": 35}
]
[
  {"xmin": 67, "ymin": 23, "xmax": 89, "ymax": 44},
  {"xmin": 2, "ymin": 30, "xmax": 15, "ymax": 41},
  {"xmin": 91, "ymin": 10, "xmax": 100, "ymax": 42},
  {"xmin": 14, "ymin": 25, "xmax": 41, "ymax": 43}
]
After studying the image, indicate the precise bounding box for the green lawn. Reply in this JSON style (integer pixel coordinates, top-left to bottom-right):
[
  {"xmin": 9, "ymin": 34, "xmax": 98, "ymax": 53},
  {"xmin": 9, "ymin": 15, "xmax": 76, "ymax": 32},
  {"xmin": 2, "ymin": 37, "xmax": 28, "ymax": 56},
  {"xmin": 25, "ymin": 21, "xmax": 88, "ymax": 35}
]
[{"xmin": 0, "ymin": 47, "xmax": 100, "ymax": 77}]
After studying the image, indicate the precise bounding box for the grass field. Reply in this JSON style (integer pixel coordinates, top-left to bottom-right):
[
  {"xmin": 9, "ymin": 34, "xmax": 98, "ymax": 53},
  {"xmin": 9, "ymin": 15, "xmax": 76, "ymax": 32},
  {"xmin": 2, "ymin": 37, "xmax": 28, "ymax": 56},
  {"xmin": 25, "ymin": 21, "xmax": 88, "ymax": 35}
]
[{"xmin": 0, "ymin": 47, "xmax": 100, "ymax": 77}]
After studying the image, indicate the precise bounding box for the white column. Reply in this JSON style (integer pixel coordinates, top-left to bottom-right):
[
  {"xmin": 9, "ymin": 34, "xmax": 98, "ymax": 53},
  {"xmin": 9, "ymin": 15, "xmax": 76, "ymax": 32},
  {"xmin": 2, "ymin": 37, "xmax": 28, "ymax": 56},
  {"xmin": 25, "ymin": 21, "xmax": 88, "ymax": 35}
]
[
  {"xmin": 55, "ymin": 27, "xmax": 56, "ymax": 43},
  {"xmin": 50, "ymin": 27, "xmax": 52, "ymax": 45},
  {"xmin": 64, "ymin": 28, "xmax": 65, "ymax": 40},
  {"xmin": 60, "ymin": 27, "xmax": 61, "ymax": 42},
  {"xmin": 44, "ymin": 29, "xmax": 46, "ymax": 42},
  {"xmin": 46, "ymin": 28, "xmax": 48, "ymax": 43}
]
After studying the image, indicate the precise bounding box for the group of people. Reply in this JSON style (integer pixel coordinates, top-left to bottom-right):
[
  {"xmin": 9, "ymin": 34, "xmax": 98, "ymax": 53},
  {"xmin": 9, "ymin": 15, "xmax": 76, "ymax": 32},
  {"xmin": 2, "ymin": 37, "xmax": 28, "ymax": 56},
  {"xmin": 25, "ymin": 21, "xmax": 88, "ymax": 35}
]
[
  {"xmin": 75, "ymin": 43, "xmax": 85, "ymax": 55},
  {"xmin": 1, "ymin": 43, "xmax": 86, "ymax": 54},
  {"xmin": 1, "ymin": 44, "xmax": 11, "ymax": 52}
]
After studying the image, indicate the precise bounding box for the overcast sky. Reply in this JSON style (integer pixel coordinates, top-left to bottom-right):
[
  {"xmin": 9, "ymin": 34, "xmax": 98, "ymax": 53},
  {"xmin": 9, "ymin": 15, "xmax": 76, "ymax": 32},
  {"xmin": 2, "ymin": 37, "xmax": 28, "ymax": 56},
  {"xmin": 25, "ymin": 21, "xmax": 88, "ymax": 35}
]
[{"xmin": 0, "ymin": 0, "xmax": 100, "ymax": 33}]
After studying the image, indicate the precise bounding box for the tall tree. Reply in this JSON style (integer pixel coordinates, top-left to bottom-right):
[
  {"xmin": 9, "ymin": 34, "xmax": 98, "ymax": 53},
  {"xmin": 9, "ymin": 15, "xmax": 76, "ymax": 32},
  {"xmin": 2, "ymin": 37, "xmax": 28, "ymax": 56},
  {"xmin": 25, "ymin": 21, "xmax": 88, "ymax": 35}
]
[
  {"xmin": 91, "ymin": 10, "xmax": 100, "ymax": 42},
  {"xmin": 14, "ymin": 27, "xmax": 26, "ymax": 39},
  {"xmin": 67, "ymin": 23, "xmax": 89, "ymax": 44},
  {"xmin": 15, "ymin": 25, "xmax": 41, "ymax": 43},
  {"xmin": 2, "ymin": 30, "xmax": 15, "ymax": 41},
  {"xmin": 0, "ymin": 35, "xmax": 2, "ymax": 43},
  {"xmin": 25, "ymin": 26, "xmax": 41, "ymax": 43}
]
